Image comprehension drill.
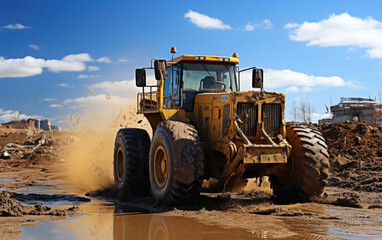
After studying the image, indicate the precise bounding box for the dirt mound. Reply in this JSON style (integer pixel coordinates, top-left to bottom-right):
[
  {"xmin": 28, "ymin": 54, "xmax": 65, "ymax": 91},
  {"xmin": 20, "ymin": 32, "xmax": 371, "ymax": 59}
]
[
  {"xmin": 0, "ymin": 191, "xmax": 81, "ymax": 217},
  {"xmin": 1, "ymin": 119, "xmax": 38, "ymax": 130},
  {"xmin": 318, "ymin": 122, "xmax": 382, "ymax": 192}
]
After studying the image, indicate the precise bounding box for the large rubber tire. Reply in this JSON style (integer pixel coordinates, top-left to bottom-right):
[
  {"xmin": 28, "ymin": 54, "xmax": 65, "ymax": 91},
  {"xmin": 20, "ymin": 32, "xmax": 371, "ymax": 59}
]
[
  {"xmin": 113, "ymin": 128, "xmax": 150, "ymax": 197},
  {"xmin": 149, "ymin": 121, "xmax": 204, "ymax": 206},
  {"xmin": 270, "ymin": 124, "xmax": 330, "ymax": 202}
]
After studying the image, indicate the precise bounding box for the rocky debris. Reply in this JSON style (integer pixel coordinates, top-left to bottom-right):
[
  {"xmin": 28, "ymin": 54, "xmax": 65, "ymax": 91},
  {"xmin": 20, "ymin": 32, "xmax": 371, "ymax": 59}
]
[
  {"xmin": 368, "ymin": 205, "xmax": 382, "ymax": 209},
  {"xmin": 331, "ymin": 192, "xmax": 362, "ymax": 208},
  {"xmin": 0, "ymin": 133, "xmax": 59, "ymax": 161},
  {"xmin": 23, "ymin": 134, "xmax": 46, "ymax": 146},
  {"xmin": 319, "ymin": 216, "xmax": 340, "ymax": 220},
  {"xmin": 0, "ymin": 150, "xmax": 10, "ymax": 159},
  {"xmin": 251, "ymin": 207, "xmax": 282, "ymax": 215},
  {"xmin": 4, "ymin": 143, "xmax": 23, "ymax": 150},
  {"xmin": 0, "ymin": 191, "xmax": 82, "ymax": 217},
  {"xmin": 14, "ymin": 193, "xmax": 90, "ymax": 204},
  {"xmin": 250, "ymin": 207, "xmax": 313, "ymax": 217},
  {"xmin": 318, "ymin": 122, "xmax": 382, "ymax": 192},
  {"xmin": 1, "ymin": 119, "xmax": 37, "ymax": 130},
  {"xmin": 1, "ymin": 118, "xmax": 59, "ymax": 131}
]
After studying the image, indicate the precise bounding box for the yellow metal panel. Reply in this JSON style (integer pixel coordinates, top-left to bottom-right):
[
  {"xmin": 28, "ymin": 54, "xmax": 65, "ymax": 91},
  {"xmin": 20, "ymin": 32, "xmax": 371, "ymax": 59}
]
[
  {"xmin": 243, "ymin": 145, "xmax": 288, "ymax": 164},
  {"xmin": 170, "ymin": 55, "xmax": 239, "ymax": 64},
  {"xmin": 162, "ymin": 108, "xmax": 187, "ymax": 122}
]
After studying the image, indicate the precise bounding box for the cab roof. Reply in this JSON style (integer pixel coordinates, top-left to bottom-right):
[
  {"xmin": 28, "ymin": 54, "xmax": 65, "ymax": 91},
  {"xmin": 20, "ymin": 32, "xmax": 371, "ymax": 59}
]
[{"xmin": 169, "ymin": 55, "xmax": 239, "ymax": 65}]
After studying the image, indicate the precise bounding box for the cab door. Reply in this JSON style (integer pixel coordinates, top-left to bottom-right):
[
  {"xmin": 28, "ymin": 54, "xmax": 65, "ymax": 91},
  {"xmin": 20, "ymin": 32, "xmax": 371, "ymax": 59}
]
[{"xmin": 163, "ymin": 64, "xmax": 181, "ymax": 108}]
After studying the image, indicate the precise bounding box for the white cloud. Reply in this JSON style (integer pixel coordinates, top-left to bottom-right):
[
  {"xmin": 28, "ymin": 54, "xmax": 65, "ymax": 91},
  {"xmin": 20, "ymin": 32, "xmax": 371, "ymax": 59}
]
[
  {"xmin": 311, "ymin": 112, "xmax": 332, "ymax": 123},
  {"xmin": 29, "ymin": 44, "xmax": 40, "ymax": 51},
  {"xmin": 284, "ymin": 22, "xmax": 300, "ymax": 29},
  {"xmin": 78, "ymin": 74, "xmax": 99, "ymax": 79},
  {"xmin": 240, "ymin": 68, "xmax": 360, "ymax": 91},
  {"xmin": 87, "ymin": 74, "xmax": 156, "ymax": 97},
  {"xmin": 265, "ymin": 69, "xmax": 349, "ymax": 88},
  {"xmin": 262, "ymin": 19, "xmax": 273, "ymax": 29},
  {"xmin": 89, "ymin": 80, "xmax": 138, "ymax": 98},
  {"xmin": 0, "ymin": 56, "xmax": 45, "ymax": 78},
  {"xmin": 302, "ymin": 86, "xmax": 313, "ymax": 92},
  {"xmin": 285, "ymin": 86, "xmax": 299, "ymax": 93},
  {"xmin": 63, "ymin": 75, "xmax": 156, "ymax": 110},
  {"xmin": 50, "ymin": 104, "xmax": 63, "ymax": 108},
  {"xmin": 63, "ymin": 53, "xmax": 93, "ymax": 62},
  {"xmin": 0, "ymin": 109, "xmax": 41, "ymax": 123},
  {"xmin": 285, "ymin": 13, "xmax": 382, "ymax": 58},
  {"xmin": 45, "ymin": 60, "xmax": 86, "ymax": 73},
  {"xmin": 63, "ymin": 94, "xmax": 129, "ymax": 111},
  {"xmin": 244, "ymin": 19, "xmax": 273, "ymax": 31},
  {"xmin": 59, "ymin": 83, "xmax": 72, "ymax": 88},
  {"xmin": 44, "ymin": 53, "xmax": 93, "ymax": 73},
  {"xmin": 0, "ymin": 53, "xmax": 93, "ymax": 78},
  {"xmin": 41, "ymin": 98, "xmax": 56, "ymax": 102},
  {"xmin": 87, "ymin": 66, "xmax": 99, "ymax": 71},
  {"xmin": 97, "ymin": 57, "xmax": 111, "ymax": 63},
  {"xmin": 3, "ymin": 23, "xmax": 31, "ymax": 30},
  {"xmin": 118, "ymin": 57, "xmax": 129, "ymax": 63},
  {"xmin": 244, "ymin": 23, "xmax": 255, "ymax": 31},
  {"xmin": 184, "ymin": 10, "xmax": 231, "ymax": 30}
]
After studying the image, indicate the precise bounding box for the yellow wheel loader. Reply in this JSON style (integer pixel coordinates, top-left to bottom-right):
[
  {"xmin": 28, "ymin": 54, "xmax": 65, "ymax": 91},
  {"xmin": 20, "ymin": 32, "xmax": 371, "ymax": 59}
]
[{"xmin": 113, "ymin": 48, "xmax": 329, "ymax": 205}]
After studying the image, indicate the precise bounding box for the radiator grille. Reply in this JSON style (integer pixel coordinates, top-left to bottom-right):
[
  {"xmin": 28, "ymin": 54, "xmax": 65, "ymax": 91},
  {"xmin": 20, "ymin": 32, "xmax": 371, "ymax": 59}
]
[
  {"xmin": 237, "ymin": 103, "xmax": 258, "ymax": 137},
  {"xmin": 262, "ymin": 104, "xmax": 281, "ymax": 137}
]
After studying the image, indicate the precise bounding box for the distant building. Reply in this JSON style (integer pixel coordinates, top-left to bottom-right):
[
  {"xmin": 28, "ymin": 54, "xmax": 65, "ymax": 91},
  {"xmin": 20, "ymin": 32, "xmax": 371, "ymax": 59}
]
[
  {"xmin": 34, "ymin": 119, "xmax": 60, "ymax": 131},
  {"xmin": 319, "ymin": 97, "xmax": 382, "ymax": 125}
]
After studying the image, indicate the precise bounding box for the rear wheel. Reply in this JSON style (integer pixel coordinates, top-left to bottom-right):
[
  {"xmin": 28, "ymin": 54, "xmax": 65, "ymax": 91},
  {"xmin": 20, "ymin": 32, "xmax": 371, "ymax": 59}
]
[
  {"xmin": 113, "ymin": 128, "xmax": 150, "ymax": 197},
  {"xmin": 149, "ymin": 121, "xmax": 204, "ymax": 206},
  {"xmin": 270, "ymin": 124, "xmax": 330, "ymax": 202}
]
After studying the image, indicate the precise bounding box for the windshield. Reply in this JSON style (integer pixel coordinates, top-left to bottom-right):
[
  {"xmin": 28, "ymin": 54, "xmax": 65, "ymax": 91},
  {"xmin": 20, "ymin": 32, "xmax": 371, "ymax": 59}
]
[{"xmin": 182, "ymin": 62, "xmax": 237, "ymax": 92}]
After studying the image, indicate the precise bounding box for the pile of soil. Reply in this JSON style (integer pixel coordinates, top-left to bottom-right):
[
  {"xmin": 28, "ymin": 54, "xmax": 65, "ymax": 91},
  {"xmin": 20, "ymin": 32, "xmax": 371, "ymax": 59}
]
[
  {"xmin": 0, "ymin": 191, "xmax": 81, "ymax": 217},
  {"xmin": 0, "ymin": 119, "xmax": 38, "ymax": 130},
  {"xmin": 0, "ymin": 127, "xmax": 80, "ymax": 190},
  {"xmin": 318, "ymin": 122, "xmax": 382, "ymax": 192}
]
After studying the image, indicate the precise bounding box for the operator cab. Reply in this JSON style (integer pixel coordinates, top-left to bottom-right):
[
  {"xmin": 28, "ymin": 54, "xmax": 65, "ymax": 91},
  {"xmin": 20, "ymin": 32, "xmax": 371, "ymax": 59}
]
[
  {"xmin": 164, "ymin": 56, "xmax": 238, "ymax": 111},
  {"xmin": 135, "ymin": 49, "xmax": 264, "ymax": 115}
]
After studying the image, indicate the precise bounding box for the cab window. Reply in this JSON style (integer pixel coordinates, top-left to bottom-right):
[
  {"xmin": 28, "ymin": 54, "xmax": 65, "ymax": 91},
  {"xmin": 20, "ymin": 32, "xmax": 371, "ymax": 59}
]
[
  {"xmin": 182, "ymin": 62, "xmax": 236, "ymax": 92},
  {"xmin": 163, "ymin": 64, "xmax": 181, "ymax": 108}
]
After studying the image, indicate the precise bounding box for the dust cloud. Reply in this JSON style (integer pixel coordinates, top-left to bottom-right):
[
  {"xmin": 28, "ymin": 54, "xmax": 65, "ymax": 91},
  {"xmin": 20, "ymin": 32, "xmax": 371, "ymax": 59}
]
[{"xmin": 62, "ymin": 100, "xmax": 151, "ymax": 193}]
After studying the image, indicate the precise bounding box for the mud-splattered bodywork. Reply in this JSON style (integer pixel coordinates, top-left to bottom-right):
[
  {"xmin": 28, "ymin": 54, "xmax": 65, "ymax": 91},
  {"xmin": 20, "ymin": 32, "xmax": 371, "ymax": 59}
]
[
  {"xmin": 190, "ymin": 90, "xmax": 291, "ymax": 178},
  {"xmin": 137, "ymin": 55, "xmax": 291, "ymax": 180}
]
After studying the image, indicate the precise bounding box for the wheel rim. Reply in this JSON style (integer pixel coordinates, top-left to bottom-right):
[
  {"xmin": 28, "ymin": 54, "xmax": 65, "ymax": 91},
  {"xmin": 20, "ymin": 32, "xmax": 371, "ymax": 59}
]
[
  {"xmin": 153, "ymin": 145, "xmax": 168, "ymax": 188},
  {"xmin": 116, "ymin": 147, "xmax": 125, "ymax": 182}
]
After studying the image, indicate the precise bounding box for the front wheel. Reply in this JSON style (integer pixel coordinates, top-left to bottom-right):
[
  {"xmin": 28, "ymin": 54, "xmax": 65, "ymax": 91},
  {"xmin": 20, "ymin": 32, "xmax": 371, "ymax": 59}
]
[
  {"xmin": 149, "ymin": 121, "xmax": 204, "ymax": 206},
  {"xmin": 270, "ymin": 124, "xmax": 330, "ymax": 202}
]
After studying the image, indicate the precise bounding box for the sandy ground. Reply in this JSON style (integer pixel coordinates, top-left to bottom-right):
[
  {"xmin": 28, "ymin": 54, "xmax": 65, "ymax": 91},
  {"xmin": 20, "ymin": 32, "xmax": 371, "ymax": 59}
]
[{"xmin": 0, "ymin": 122, "xmax": 382, "ymax": 239}]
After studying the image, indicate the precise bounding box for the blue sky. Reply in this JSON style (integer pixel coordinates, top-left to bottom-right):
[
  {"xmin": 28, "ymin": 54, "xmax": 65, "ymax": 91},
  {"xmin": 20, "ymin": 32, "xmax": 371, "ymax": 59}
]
[{"xmin": 1, "ymin": 0, "xmax": 382, "ymax": 125}]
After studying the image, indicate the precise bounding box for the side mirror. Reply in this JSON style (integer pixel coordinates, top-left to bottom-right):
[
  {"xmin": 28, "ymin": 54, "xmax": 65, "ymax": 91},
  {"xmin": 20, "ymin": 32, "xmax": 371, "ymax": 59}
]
[
  {"xmin": 252, "ymin": 68, "xmax": 263, "ymax": 89},
  {"xmin": 136, "ymin": 69, "xmax": 146, "ymax": 87},
  {"xmin": 154, "ymin": 60, "xmax": 168, "ymax": 80}
]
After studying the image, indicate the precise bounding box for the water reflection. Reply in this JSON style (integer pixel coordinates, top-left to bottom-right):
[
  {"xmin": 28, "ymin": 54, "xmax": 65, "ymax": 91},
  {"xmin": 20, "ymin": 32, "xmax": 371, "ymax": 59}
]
[
  {"xmin": 113, "ymin": 214, "xmax": 254, "ymax": 240},
  {"xmin": 22, "ymin": 198, "xmax": 382, "ymax": 240},
  {"xmin": 21, "ymin": 201, "xmax": 256, "ymax": 240}
]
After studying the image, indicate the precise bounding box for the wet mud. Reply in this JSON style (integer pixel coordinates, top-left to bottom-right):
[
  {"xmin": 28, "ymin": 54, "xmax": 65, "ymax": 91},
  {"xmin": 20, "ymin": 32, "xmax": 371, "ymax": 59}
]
[
  {"xmin": 1, "ymin": 122, "xmax": 382, "ymax": 239},
  {"xmin": 0, "ymin": 191, "xmax": 81, "ymax": 217}
]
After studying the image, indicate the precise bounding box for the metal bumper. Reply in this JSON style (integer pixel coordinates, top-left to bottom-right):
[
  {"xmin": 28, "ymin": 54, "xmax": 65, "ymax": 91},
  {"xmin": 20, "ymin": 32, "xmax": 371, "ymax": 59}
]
[{"xmin": 243, "ymin": 145, "xmax": 288, "ymax": 164}]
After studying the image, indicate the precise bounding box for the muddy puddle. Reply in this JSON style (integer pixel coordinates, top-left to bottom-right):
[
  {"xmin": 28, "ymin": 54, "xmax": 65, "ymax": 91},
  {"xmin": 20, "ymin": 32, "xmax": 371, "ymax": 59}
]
[
  {"xmin": 16, "ymin": 197, "xmax": 381, "ymax": 240},
  {"xmin": 18, "ymin": 201, "xmax": 314, "ymax": 240},
  {"xmin": 0, "ymin": 174, "xmax": 18, "ymax": 191},
  {"xmin": 20, "ymin": 202, "xmax": 257, "ymax": 240},
  {"xmin": 14, "ymin": 181, "xmax": 66, "ymax": 195},
  {"xmin": 1, "ymin": 176, "xmax": 381, "ymax": 239}
]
